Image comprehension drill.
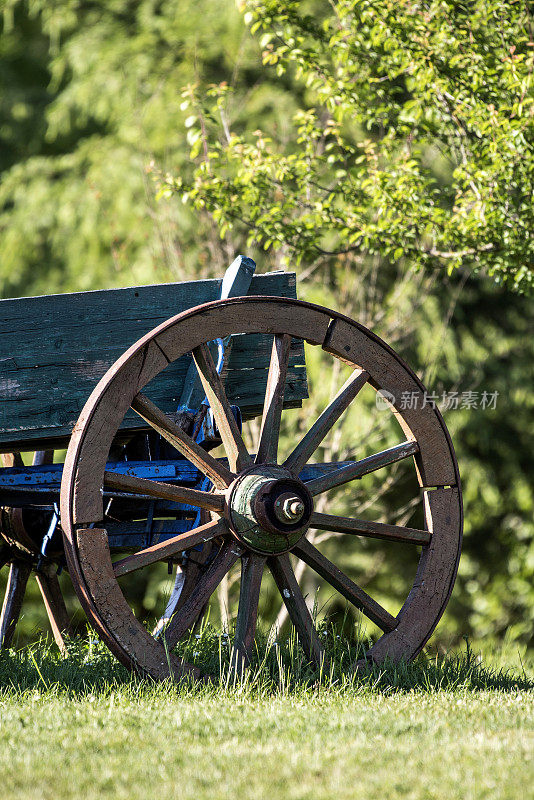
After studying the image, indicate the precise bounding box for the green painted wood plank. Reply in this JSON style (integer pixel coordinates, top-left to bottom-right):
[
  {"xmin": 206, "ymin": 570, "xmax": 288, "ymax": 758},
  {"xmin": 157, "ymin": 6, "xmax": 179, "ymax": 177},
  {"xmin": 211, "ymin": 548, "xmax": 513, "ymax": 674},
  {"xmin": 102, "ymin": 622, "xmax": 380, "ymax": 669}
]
[{"xmin": 0, "ymin": 273, "xmax": 307, "ymax": 450}]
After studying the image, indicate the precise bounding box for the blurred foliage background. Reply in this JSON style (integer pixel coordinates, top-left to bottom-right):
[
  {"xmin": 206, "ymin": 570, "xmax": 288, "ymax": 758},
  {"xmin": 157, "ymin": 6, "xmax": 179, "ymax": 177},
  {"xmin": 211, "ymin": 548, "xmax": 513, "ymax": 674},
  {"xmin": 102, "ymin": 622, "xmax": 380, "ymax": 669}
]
[{"xmin": 0, "ymin": 0, "xmax": 532, "ymax": 650}]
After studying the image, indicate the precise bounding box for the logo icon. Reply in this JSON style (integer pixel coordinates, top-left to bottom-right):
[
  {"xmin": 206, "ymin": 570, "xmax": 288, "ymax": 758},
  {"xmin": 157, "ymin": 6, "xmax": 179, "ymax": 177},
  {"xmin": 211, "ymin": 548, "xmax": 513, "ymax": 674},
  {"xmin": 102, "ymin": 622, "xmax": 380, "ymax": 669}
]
[{"xmin": 375, "ymin": 390, "xmax": 395, "ymax": 410}]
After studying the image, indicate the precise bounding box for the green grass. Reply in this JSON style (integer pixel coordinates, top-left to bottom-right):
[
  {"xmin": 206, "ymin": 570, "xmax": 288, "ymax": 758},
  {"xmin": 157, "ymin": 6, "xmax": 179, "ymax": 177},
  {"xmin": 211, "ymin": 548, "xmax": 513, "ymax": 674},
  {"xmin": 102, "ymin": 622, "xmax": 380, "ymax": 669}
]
[{"xmin": 1, "ymin": 631, "xmax": 532, "ymax": 800}]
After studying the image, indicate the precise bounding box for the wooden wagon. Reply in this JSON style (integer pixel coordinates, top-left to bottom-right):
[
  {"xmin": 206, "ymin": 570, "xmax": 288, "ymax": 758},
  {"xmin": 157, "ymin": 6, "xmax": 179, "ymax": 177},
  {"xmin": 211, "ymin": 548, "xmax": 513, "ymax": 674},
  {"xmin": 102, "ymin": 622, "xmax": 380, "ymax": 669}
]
[{"xmin": 0, "ymin": 256, "xmax": 462, "ymax": 680}]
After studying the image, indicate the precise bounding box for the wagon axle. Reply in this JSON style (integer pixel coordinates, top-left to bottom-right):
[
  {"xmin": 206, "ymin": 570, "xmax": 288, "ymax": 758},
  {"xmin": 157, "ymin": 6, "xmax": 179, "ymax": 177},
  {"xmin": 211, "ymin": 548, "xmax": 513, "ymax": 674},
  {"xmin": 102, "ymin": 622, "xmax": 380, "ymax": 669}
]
[{"xmin": 227, "ymin": 466, "xmax": 313, "ymax": 555}]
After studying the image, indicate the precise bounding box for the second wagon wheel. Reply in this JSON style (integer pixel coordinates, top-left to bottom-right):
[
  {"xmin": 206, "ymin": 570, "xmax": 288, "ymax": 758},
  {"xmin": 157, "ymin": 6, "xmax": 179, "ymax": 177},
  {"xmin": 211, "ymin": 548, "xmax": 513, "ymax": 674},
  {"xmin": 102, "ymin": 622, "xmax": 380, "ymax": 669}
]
[{"xmin": 60, "ymin": 297, "xmax": 462, "ymax": 681}]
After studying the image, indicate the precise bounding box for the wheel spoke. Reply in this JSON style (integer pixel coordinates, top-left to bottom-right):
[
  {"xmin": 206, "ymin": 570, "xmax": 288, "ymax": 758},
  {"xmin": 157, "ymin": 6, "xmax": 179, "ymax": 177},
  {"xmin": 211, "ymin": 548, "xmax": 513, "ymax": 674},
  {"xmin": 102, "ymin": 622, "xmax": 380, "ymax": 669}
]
[
  {"xmin": 153, "ymin": 540, "xmax": 216, "ymax": 638},
  {"xmin": 131, "ymin": 393, "xmax": 234, "ymax": 488},
  {"xmin": 293, "ymin": 538, "xmax": 397, "ymax": 633},
  {"xmin": 268, "ymin": 553, "xmax": 325, "ymax": 669},
  {"xmin": 305, "ymin": 440, "xmax": 419, "ymax": 496},
  {"xmin": 284, "ymin": 369, "xmax": 369, "ymax": 475},
  {"xmin": 35, "ymin": 564, "xmax": 71, "ymax": 654},
  {"xmin": 231, "ymin": 553, "xmax": 266, "ymax": 672},
  {"xmin": 0, "ymin": 560, "xmax": 31, "ymax": 649},
  {"xmin": 0, "ymin": 548, "xmax": 10, "ymax": 571},
  {"xmin": 113, "ymin": 518, "xmax": 229, "ymax": 578},
  {"xmin": 192, "ymin": 343, "xmax": 253, "ymax": 472},
  {"xmin": 162, "ymin": 539, "xmax": 244, "ymax": 649},
  {"xmin": 255, "ymin": 334, "xmax": 292, "ymax": 464},
  {"xmin": 1, "ymin": 453, "xmax": 24, "ymax": 468},
  {"xmin": 103, "ymin": 470, "xmax": 225, "ymax": 513},
  {"xmin": 310, "ymin": 511, "xmax": 430, "ymax": 545}
]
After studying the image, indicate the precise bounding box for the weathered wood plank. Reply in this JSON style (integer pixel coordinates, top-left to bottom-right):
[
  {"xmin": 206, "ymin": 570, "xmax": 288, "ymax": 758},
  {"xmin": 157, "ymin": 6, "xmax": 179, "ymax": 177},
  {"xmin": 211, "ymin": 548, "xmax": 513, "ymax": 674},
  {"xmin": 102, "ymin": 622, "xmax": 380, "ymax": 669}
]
[{"xmin": 0, "ymin": 272, "xmax": 307, "ymax": 450}]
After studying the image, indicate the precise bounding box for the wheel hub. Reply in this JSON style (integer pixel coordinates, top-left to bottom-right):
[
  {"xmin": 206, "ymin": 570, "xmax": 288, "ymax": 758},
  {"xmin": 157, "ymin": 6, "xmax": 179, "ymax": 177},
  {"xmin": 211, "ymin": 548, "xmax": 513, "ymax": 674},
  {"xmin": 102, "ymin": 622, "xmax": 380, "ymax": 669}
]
[{"xmin": 227, "ymin": 466, "xmax": 313, "ymax": 554}]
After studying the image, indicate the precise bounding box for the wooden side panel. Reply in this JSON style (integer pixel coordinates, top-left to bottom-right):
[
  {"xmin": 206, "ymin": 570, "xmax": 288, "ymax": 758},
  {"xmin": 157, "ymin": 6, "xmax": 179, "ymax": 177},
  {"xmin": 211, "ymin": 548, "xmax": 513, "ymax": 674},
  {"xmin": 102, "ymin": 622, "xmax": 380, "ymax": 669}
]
[
  {"xmin": 62, "ymin": 299, "xmax": 330, "ymax": 525},
  {"xmin": 0, "ymin": 272, "xmax": 306, "ymax": 450}
]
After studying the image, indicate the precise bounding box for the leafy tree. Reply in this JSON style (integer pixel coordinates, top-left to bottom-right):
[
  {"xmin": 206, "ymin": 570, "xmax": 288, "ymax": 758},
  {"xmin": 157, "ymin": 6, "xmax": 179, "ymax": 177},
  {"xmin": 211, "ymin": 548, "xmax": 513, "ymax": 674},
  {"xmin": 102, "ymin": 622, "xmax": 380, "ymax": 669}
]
[
  {"xmin": 438, "ymin": 281, "xmax": 533, "ymax": 644},
  {"xmin": 160, "ymin": 0, "xmax": 533, "ymax": 644},
  {"xmin": 170, "ymin": 0, "xmax": 533, "ymax": 291},
  {"xmin": 0, "ymin": 0, "xmax": 299, "ymax": 297},
  {"xmin": 0, "ymin": 0, "xmax": 531, "ymax": 647}
]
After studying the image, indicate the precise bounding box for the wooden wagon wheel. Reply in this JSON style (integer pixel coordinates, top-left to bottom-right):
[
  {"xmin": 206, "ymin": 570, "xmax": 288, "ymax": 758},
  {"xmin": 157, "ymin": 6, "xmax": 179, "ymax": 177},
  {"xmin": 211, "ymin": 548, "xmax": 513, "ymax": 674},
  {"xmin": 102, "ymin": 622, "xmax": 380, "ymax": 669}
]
[{"xmin": 60, "ymin": 297, "xmax": 462, "ymax": 681}]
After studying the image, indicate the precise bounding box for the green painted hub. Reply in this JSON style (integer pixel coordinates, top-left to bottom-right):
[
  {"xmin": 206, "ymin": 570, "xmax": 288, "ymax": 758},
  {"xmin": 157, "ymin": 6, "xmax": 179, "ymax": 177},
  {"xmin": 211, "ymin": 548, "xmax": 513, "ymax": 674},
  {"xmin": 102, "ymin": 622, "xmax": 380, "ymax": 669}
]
[{"xmin": 228, "ymin": 466, "xmax": 312, "ymax": 555}]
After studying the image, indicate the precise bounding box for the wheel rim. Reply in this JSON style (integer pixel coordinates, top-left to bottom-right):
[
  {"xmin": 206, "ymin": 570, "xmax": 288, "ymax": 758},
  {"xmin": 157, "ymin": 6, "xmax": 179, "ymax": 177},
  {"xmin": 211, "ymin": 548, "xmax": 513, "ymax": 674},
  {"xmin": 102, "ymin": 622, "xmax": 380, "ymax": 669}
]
[{"xmin": 60, "ymin": 297, "xmax": 462, "ymax": 680}]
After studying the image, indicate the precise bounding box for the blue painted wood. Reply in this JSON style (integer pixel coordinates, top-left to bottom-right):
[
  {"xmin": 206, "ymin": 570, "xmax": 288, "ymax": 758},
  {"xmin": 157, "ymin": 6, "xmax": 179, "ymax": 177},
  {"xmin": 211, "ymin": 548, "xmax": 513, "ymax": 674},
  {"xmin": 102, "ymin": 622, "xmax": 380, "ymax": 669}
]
[
  {"xmin": 0, "ymin": 455, "xmax": 360, "ymax": 548},
  {"xmin": 104, "ymin": 457, "xmax": 360, "ymax": 552},
  {"xmin": 0, "ymin": 460, "xmax": 200, "ymax": 488},
  {"xmin": 0, "ymin": 459, "xmax": 355, "ymax": 491},
  {"xmin": 107, "ymin": 520, "xmax": 192, "ymax": 551},
  {"xmin": 179, "ymin": 255, "xmax": 257, "ymax": 411},
  {"xmin": 220, "ymin": 255, "xmax": 256, "ymax": 299},
  {"xmin": 0, "ymin": 269, "xmax": 306, "ymax": 451}
]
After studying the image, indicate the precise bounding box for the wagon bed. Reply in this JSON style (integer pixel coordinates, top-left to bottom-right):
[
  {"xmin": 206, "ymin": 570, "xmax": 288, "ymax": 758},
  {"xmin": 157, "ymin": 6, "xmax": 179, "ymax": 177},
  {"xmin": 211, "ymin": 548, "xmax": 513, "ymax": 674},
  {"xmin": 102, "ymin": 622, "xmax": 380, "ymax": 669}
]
[{"xmin": 0, "ymin": 269, "xmax": 306, "ymax": 452}]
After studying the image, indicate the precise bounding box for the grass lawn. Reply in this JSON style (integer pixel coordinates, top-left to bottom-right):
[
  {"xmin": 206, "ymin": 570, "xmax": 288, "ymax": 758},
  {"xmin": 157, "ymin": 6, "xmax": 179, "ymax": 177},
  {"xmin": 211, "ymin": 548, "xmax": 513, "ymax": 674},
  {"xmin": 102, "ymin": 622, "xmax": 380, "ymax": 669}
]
[{"xmin": 1, "ymin": 633, "xmax": 532, "ymax": 800}]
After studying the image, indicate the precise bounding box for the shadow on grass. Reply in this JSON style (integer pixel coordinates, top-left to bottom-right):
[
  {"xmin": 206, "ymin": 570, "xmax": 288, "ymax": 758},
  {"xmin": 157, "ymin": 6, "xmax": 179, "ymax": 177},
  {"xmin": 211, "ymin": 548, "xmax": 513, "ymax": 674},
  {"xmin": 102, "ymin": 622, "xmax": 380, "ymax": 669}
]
[{"xmin": 0, "ymin": 626, "xmax": 532, "ymax": 699}]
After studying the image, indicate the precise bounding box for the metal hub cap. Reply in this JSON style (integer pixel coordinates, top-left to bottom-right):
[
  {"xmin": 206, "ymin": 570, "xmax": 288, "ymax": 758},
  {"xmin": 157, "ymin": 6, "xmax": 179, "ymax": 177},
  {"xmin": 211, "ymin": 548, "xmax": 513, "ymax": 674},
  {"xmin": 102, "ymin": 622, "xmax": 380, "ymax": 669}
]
[{"xmin": 227, "ymin": 466, "xmax": 313, "ymax": 554}]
